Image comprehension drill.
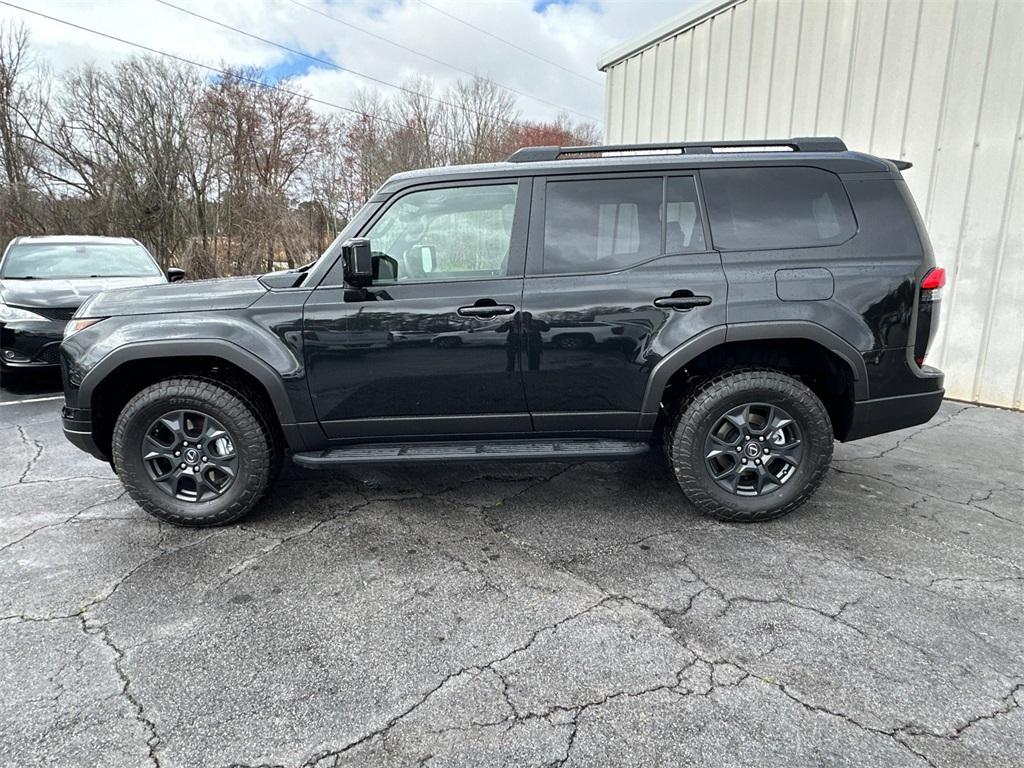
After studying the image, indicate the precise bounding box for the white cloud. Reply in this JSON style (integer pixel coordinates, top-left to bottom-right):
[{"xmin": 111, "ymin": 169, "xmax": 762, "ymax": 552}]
[{"xmin": 1, "ymin": 0, "xmax": 695, "ymax": 129}]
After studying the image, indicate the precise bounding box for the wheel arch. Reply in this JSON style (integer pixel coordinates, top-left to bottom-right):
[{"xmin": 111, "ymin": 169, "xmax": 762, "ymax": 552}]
[
  {"xmin": 82, "ymin": 340, "xmax": 297, "ymax": 461},
  {"xmin": 641, "ymin": 323, "xmax": 867, "ymax": 439}
]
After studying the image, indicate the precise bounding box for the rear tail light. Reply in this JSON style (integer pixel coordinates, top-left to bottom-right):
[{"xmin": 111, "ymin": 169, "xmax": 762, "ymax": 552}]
[
  {"xmin": 920, "ymin": 267, "xmax": 946, "ymax": 302},
  {"xmin": 914, "ymin": 267, "xmax": 945, "ymax": 369}
]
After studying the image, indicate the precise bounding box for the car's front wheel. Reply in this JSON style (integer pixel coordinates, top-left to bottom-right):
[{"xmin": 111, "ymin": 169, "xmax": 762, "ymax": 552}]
[
  {"xmin": 667, "ymin": 369, "xmax": 833, "ymax": 522},
  {"xmin": 112, "ymin": 377, "xmax": 274, "ymax": 526}
]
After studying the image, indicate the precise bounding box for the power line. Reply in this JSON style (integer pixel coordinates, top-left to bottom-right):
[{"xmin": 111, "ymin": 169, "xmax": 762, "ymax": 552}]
[
  {"xmin": 417, "ymin": 0, "xmax": 603, "ymax": 88},
  {"xmin": 155, "ymin": 0, "xmax": 531, "ymax": 135},
  {"xmin": 284, "ymin": 0, "xmax": 601, "ymax": 123},
  {"xmin": 0, "ymin": 1, "xmax": 506, "ymax": 156}
]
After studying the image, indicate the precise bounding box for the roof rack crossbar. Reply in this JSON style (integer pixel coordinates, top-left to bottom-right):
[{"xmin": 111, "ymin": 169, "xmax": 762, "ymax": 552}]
[{"xmin": 505, "ymin": 137, "xmax": 847, "ymax": 163}]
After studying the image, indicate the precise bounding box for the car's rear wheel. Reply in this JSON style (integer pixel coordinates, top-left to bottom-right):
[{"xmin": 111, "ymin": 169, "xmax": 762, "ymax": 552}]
[
  {"xmin": 112, "ymin": 377, "xmax": 274, "ymax": 526},
  {"xmin": 666, "ymin": 369, "xmax": 833, "ymax": 522}
]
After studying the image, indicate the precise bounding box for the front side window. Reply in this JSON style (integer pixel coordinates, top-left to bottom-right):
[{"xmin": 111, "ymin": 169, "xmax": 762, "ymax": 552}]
[
  {"xmin": 366, "ymin": 183, "xmax": 518, "ymax": 282},
  {"xmin": 0, "ymin": 242, "xmax": 161, "ymax": 279},
  {"xmin": 701, "ymin": 167, "xmax": 856, "ymax": 250},
  {"xmin": 543, "ymin": 177, "xmax": 663, "ymax": 275}
]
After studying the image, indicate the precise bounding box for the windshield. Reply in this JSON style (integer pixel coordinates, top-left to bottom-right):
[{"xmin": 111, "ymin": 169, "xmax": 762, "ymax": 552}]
[{"xmin": 0, "ymin": 242, "xmax": 162, "ymax": 279}]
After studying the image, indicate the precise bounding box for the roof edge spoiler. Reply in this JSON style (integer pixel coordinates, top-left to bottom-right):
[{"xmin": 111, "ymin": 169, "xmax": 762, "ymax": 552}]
[{"xmin": 888, "ymin": 159, "xmax": 913, "ymax": 171}]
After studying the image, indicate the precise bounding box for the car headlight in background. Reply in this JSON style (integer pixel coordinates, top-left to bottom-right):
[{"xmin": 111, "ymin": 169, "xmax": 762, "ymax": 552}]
[
  {"xmin": 0, "ymin": 301, "xmax": 48, "ymax": 323},
  {"xmin": 64, "ymin": 317, "xmax": 106, "ymax": 338}
]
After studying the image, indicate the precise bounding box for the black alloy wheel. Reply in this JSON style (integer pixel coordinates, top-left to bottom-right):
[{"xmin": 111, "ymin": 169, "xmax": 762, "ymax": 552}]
[
  {"xmin": 143, "ymin": 410, "xmax": 239, "ymax": 502},
  {"xmin": 666, "ymin": 368, "xmax": 833, "ymax": 522},
  {"xmin": 112, "ymin": 377, "xmax": 276, "ymax": 526},
  {"xmin": 703, "ymin": 403, "xmax": 803, "ymax": 496}
]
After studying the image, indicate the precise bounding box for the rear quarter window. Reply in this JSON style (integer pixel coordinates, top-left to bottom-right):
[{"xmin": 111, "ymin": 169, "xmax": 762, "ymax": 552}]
[{"xmin": 702, "ymin": 167, "xmax": 856, "ymax": 251}]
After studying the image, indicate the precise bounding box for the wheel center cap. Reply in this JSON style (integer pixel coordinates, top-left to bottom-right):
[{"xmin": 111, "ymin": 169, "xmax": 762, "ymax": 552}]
[
  {"xmin": 744, "ymin": 442, "xmax": 761, "ymax": 458},
  {"xmin": 184, "ymin": 448, "xmax": 200, "ymax": 464}
]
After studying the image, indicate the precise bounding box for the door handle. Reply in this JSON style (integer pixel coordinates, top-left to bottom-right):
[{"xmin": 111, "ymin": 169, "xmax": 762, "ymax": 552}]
[
  {"xmin": 457, "ymin": 303, "xmax": 516, "ymax": 317},
  {"xmin": 654, "ymin": 294, "xmax": 713, "ymax": 310}
]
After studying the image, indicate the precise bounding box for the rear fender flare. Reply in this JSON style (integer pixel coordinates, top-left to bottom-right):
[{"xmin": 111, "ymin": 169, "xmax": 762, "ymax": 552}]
[
  {"xmin": 725, "ymin": 321, "xmax": 868, "ymax": 400},
  {"xmin": 639, "ymin": 322, "xmax": 869, "ymax": 419}
]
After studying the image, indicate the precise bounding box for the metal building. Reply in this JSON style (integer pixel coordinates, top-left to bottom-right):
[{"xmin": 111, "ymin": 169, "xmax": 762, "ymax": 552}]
[{"xmin": 598, "ymin": 0, "xmax": 1024, "ymax": 409}]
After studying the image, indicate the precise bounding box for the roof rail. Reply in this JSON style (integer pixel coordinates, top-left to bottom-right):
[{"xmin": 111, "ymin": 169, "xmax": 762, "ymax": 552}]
[{"xmin": 505, "ymin": 137, "xmax": 847, "ymax": 163}]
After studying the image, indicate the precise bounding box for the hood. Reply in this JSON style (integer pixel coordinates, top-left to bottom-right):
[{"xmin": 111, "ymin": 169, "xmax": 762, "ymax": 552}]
[
  {"xmin": 0, "ymin": 275, "xmax": 166, "ymax": 310},
  {"xmin": 77, "ymin": 275, "xmax": 268, "ymax": 318}
]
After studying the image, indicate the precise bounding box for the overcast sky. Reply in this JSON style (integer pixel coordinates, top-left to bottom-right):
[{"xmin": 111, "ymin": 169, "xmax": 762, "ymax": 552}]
[{"xmin": 0, "ymin": 0, "xmax": 695, "ymax": 131}]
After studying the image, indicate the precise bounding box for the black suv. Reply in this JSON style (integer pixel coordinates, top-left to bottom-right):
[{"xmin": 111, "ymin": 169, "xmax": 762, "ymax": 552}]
[{"xmin": 60, "ymin": 137, "xmax": 945, "ymax": 526}]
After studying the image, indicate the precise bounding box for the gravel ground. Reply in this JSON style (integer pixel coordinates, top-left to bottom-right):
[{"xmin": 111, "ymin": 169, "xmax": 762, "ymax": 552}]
[{"xmin": 0, "ymin": 378, "xmax": 1022, "ymax": 767}]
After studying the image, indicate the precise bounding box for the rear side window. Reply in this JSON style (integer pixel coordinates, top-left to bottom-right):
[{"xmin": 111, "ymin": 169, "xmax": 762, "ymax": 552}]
[
  {"xmin": 666, "ymin": 176, "xmax": 706, "ymax": 253},
  {"xmin": 543, "ymin": 177, "xmax": 662, "ymax": 274},
  {"xmin": 702, "ymin": 167, "xmax": 856, "ymax": 250}
]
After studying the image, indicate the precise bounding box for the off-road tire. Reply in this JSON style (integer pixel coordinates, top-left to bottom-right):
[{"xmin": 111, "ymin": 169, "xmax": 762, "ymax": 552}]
[
  {"xmin": 667, "ymin": 368, "xmax": 833, "ymax": 522},
  {"xmin": 112, "ymin": 377, "xmax": 274, "ymax": 526}
]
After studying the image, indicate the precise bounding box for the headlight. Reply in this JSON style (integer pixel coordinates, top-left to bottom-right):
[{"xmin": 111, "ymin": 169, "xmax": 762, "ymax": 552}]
[
  {"xmin": 64, "ymin": 317, "xmax": 106, "ymax": 338},
  {"xmin": 0, "ymin": 302, "xmax": 47, "ymax": 322}
]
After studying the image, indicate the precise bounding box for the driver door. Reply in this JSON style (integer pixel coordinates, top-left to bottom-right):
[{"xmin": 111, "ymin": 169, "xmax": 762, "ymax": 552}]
[{"xmin": 303, "ymin": 178, "xmax": 533, "ymax": 440}]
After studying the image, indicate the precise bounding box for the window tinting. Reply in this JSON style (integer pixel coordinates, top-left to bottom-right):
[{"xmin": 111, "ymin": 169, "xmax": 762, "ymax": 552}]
[
  {"xmin": 366, "ymin": 184, "xmax": 517, "ymax": 282},
  {"xmin": 665, "ymin": 176, "xmax": 706, "ymax": 253},
  {"xmin": 543, "ymin": 178, "xmax": 662, "ymax": 274},
  {"xmin": 701, "ymin": 167, "xmax": 856, "ymax": 250}
]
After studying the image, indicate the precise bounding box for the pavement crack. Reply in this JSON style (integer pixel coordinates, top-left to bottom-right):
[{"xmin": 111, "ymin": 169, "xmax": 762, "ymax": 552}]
[
  {"xmin": 220, "ymin": 495, "xmax": 372, "ymax": 584},
  {"xmin": 77, "ymin": 615, "xmax": 162, "ymax": 767},
  {"xmin": 898, "ymin": 682, "xmax": 1024, "ymax": 741},
  {"xmin": 15, "ymin": 425, "xmax": 45, "ymax": 483},
  {"xmin": 298, "ymin": 597, "xmax": 611, "ymax": 767},
  {"xmin": 849, "ymin": 405, "xmax": 973, "ymax": 462},
  {"xmin": 716, "ymin": 592, "xmax": 870, "ymax": 638},
  {"xmin": 0, "ymin": 489, "xmax": 128, "ymax": 556},
  {"xmin": 678, "ymin": 642, "xmax": 937, "ymax": 767}
]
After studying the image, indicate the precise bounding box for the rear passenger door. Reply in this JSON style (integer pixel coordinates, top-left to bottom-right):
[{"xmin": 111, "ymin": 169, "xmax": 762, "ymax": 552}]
[{"xmin": 520, "ymin": 174, "xmax": 728, "ymax": 434}]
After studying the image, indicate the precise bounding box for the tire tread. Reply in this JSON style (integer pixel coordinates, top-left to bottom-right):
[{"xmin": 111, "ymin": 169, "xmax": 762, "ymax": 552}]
[
  {"xmin": 111, "ymin": 377, "xmax": 273, "ymax": 527},
  {"xmin": 667, "ymin": 368, "xmax": 833, "ymax": 522}
]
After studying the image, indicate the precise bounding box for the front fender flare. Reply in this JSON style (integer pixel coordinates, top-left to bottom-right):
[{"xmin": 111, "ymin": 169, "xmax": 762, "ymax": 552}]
[{"xmin": 79, "ymin": 338, "xmax": 298, "ymax": 425}]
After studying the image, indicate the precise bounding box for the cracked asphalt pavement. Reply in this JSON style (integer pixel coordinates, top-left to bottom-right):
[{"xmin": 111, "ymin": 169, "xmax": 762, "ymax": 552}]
[{"xmin": 1, "ymin": 378, "xmax": 1022, "ymax": 767}]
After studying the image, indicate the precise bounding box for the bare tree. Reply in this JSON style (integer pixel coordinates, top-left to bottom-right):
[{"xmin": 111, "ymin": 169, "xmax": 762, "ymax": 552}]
[
  {"xmin": 0, "ymin": 21, "xmax": 50, "ymax": 242},
  {"xmin": 0, "ymin": 30, "xmax": 600, "ymax": 276}
]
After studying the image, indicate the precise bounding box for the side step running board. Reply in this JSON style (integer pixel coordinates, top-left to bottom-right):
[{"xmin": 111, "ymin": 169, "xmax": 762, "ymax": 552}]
[{"xmin": 292, "ymin": 439, "xmax": 650, "ymax": 468}]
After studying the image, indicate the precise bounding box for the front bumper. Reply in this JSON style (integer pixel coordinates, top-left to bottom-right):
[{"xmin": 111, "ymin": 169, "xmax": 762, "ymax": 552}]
[
  {"xmin": 1, "ymin": 319, "xmax": 65, "ymax": 369},
  {"xmin": 61, "ymin": 405, "xmax": 107, "ymax": 461}
]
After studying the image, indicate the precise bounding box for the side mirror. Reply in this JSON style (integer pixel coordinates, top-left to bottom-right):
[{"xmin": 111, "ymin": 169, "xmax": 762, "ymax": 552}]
[
  {"xmin": 342, "ymin": 238, "xmax": 373, "ymax": 288},
  {"xmin": 167, "ymin": 267, "xmax": 185, "ymax": 283}
]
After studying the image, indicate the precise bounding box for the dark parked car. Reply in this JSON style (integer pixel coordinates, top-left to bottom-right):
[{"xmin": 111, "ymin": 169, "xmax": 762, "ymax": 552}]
[
  {"xmin": 60, "ymin": 137, "xmax": 945, "ymax": 526},
  {"xmin": 1, "ymin": 236, "xmax": 182, "ymax": 381}
]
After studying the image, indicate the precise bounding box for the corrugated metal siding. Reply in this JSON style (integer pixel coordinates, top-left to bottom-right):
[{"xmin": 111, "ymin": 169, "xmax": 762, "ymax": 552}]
[{"xmin": 602, "ymin": 0, "xmax": 1024, "ymax": 409}]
